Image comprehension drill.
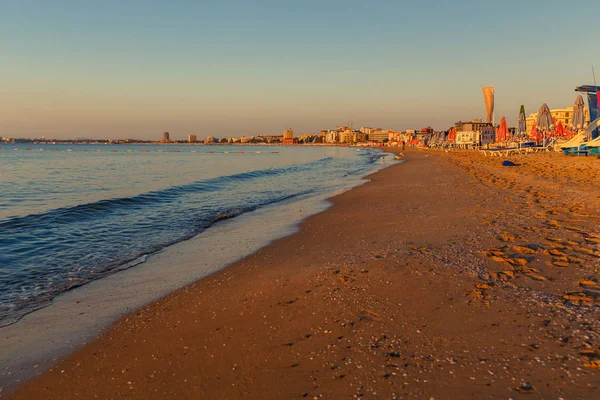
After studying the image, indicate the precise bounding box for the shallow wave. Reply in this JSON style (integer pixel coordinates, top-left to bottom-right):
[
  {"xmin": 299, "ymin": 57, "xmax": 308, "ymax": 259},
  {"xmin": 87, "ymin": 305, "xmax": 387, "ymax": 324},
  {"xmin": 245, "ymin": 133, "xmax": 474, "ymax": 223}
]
[
  {"xmin": 0, "ymin": 151, "xmax": 387, "ymax": 328},
  {"xmin": 0, "ymin": 188, "xmax": 316, "ymax": 328},
  {"xmin": 0, "ymin": 157, "xmax": 334, "ymax": 229}
]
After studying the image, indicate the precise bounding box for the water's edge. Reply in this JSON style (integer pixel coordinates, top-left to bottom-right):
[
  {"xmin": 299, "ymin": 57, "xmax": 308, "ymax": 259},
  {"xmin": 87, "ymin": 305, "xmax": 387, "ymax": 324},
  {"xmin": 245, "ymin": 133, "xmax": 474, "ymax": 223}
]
[{"xmin": 0, "ymin": 153, "xmax": 401, "ymax": 393}]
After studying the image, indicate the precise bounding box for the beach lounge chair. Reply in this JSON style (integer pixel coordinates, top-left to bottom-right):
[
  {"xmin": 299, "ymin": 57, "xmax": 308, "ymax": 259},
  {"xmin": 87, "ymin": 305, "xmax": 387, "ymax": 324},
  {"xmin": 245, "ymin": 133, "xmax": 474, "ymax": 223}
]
[
  {"xmin": 480, "ymin": 147, "xmax": 521, "ymax": 157},
  {"xmin": 581, "ymin": 135, "xmax": 600, "ymax": 156},
  {"xmin": 559, "ymin": 117, "xmax": 600, "ymax": 155}
]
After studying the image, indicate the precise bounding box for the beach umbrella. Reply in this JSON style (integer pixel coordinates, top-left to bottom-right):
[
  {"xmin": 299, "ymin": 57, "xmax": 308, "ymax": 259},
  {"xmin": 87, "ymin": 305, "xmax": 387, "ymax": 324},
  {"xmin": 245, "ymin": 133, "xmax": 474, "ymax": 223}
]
[
  {"xmin": 555, "ymin": 120, "xmax": 565, "ymax": 138},
  {"xmin": 571, "ymin": 95, "xmax": 585, "ymax": 130},
  {"xmin": 447, "ymin": 127, "xmax": 456, "ymax": 143},
  {"xmin": 530, "ymin": 122, "xmax": 541, "ymax": 141},
  {"xmin": 497, "ymin": 116, "xmax": 509, "ymax": 142},
  {"xmin": 564, "ymin": 125, "xmax": 575, "ymax": 139},
  {"xmin": 536, "ymin": 103, "xmax": 553, "ymax": 143},
  {"xmin": 518, "ymin": 105, "xmax": 527, "ymax": 135}
]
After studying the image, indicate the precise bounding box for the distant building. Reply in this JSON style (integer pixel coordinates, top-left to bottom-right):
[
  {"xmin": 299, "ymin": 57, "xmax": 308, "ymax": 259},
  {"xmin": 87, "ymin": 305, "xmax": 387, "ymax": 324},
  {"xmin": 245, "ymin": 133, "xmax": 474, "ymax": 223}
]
[
  {"xmin": 453, "ymin": 119, "xmax": 492, "ymax": 147},
  {"xmin": 325, "ymin": 130, "xmax": 339, "ymax": 144},
  {"xmin": 283, "ymin": 128, "xmax": 297, "ymax": 144},
  {"xmin": 339, "ymin": 130, "xmax": 353, "ymax": 144},
  {"xmin": 360, "ymin": 127, "xmax": 382, "ymax": 135},
  {"xmin": 368, "ymin": 130, "xmax": 393, "ymax": 143},
  {"xmin": 339, "ymin": 130, "xmax": 362, "ymax": 144},
  {"xmin": 188, "ymin": 134, "xmax": 197, "ymax": 143},
  {"xmin": 205, "ymin": 136, "xmax": 216, "ymax": 144},
  {"xmin": 455, "ymin": 119, "xmax": 493, "ymax": 133},
  {"xmin": 355, "ymin": 133, "xmax": 368, "ymax": 142},
  {"xmin": 160, "ymin": 132, "xmax": 171, "ymax": 143}
]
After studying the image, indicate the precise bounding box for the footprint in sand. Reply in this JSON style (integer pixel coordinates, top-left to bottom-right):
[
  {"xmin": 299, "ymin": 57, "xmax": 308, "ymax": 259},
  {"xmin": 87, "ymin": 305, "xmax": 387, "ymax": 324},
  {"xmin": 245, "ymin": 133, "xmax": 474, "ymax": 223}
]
[
  {"xmin": 574, "ymin": 247, "xmax": 600, "ymax": 258},
  {"xmin": 486, "ymin": 249, "xmax": 506, "ymax": 257},
  {"xmin": 579, "ymin": 349, "xmax": 600, "ymax": 363},
  {"xmin": 510, "ymin": 257, "xmax": 529, "ymax": 266},
  {"xmin": 411, "ymin": 247, "xmax": 432, "ymax": 255},
  {"xmin": 567, "ymin": 256, "xmax": 584, "ymax": 264},
  {"xmin": 584, "ymin": 236, "xmax": 600, "ymax": 245},
  {"xmin": 548, "ymin": 249, "xmax": 567, "ymax": 257},
  {"xmin": 550, "ymin": 243, "xmax": 568, "ymax": 250},
  {"xmin": 549, "ymin": 260, "xmax": 570, "ymax": 268},
  {"xmin": 497, "ymin": 232, "xmax": 517, "ymax": 242},
  {"xmin": 546, "ymin": 220, "xmax": 561, "ymax": 229},
  {"xmin": 338, "ymin": 275, "xmax": 355, "ymax": 285},
  {"xmin": 476, "ymin": 282, "xmax": 493, "ymax": 290},
  {"xmin": 523, "ymin": 273, "xmax": 546, "ymax": 281},
  {"xmin": 579, "ymin": 280, "xmax": 600, "ymax": 299},
  {"xmin": 512, "ymin": 245, "xmax": 537, "ymax": 255},
  {"xmin": 515, "ymin": 266, "xmax": 547, "ymax": 281},
  {"xmin": 564, "ymin": 226, "xmax": 587, "ymax": 233},
  {"xmin": 562, "ymin": 292, "xmax": 595, "ymax": 305}
]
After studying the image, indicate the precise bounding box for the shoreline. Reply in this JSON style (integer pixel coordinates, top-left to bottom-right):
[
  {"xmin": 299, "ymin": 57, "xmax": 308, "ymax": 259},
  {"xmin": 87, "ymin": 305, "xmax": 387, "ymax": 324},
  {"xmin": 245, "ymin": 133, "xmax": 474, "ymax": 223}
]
[
  {"xmin": 6, "ymin": 149, "xmax": 600, "ymax": 399},
  {"xmin": 0, "ymin": 150, "xmax": 397, "ymax": 393}
]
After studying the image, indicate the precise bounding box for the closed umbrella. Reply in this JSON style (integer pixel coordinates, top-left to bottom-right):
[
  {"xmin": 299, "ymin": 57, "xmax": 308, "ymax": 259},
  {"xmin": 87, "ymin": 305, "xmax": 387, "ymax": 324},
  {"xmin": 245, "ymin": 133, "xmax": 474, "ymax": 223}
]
[
  {"xmin": 571, "ymin": 95, "xmax": 585, "ymax": 130},
  {"xmin": 536, "ymin": 103, "xmax": 553, "ymax": 143},
  {"xmin": 564, "ymin": 125, "xmax": 575, "ymax": 139},
  {"xmin": 555, "ymin": 120, "xmax": 565, "ymax": 137},
  {"xmin": 518, "ymin": 105, "xmax": 527, "ymax": 136},
  {"xmin": 530, "ymin": 123, "xmax": 541, "ymax": 141},
  {"xmin": 497, "ymin": 116, "xmax": 509, "ymax": 142},
  {"xmin": 447, "ymin": 127, "xmax": 456, "ymax": 143}
]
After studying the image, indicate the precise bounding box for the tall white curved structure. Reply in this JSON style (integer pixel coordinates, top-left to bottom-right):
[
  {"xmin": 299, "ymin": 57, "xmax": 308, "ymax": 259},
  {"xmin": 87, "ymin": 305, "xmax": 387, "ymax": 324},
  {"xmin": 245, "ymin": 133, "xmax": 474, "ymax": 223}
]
[{"xmin": 482, "ymin": 86, "xmax": 495, "ymax": 124}]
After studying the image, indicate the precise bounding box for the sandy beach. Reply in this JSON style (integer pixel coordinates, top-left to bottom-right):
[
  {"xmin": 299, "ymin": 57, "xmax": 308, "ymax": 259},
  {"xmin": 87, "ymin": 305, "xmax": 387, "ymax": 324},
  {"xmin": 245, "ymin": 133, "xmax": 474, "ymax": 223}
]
[{"xmin": 6, "ymin": 150, "xmax": 600, "ymax": 399}]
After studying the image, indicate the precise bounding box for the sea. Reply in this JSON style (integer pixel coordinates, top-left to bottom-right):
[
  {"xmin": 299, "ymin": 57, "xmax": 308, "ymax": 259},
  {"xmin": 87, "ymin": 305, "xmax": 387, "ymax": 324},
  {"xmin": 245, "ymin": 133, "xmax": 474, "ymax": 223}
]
[{"xmin": 0, "ymin": 143, "xmax": 393, "ymax": 328}]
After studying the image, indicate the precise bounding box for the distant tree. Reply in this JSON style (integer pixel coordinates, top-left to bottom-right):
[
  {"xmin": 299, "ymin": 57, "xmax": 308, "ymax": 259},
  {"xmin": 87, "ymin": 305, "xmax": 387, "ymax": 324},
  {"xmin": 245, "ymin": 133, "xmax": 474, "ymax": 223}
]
[{"xmin": 383, "ymin": 138, "xmax": 389, "ymax": 143}]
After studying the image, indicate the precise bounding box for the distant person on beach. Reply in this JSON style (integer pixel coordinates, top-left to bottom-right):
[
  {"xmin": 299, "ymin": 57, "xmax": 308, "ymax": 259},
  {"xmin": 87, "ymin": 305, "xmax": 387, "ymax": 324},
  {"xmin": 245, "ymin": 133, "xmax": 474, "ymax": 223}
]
[{"xmin": 402, "ymin": 141, "xmax": 406, "ymax": 150}]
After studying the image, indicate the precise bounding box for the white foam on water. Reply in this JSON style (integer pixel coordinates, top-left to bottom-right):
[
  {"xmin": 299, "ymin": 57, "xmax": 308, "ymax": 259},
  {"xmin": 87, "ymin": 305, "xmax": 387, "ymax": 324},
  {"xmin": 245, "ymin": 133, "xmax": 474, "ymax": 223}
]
[{"xmin": 0, "ymin": 157, "xmax": 398, "ymax": 391}]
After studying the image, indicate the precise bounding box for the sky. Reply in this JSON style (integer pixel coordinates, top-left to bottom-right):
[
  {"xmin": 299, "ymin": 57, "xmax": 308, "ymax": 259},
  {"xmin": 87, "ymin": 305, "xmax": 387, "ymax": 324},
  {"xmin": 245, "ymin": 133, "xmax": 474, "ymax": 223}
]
[{"xmin": 1, "ymin": 0, "xmax": 599, "ymax": 140}]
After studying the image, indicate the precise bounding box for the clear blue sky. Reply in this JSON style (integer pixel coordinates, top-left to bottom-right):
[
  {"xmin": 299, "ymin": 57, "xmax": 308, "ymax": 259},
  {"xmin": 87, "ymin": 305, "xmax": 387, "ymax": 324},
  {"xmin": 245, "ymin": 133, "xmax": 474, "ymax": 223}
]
[{"xmin": 1, "ymin": 0, "xmax": 599, "ymax": 139}]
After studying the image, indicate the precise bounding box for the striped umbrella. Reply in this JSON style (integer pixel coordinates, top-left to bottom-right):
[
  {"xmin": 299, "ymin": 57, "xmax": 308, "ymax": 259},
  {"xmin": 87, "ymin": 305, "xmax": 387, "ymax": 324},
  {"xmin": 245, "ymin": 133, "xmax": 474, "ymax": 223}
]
[{"xmin": 571, "ymin": 95, "xmax": 585, "ymax": 130}]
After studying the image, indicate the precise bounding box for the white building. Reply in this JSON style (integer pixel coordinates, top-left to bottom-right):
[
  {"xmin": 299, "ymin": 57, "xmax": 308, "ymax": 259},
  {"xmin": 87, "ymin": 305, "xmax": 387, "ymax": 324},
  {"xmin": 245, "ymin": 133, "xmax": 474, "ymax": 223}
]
[{"xmin": 325, "ymin": 130, "xmax": 339, "ymax": 143}]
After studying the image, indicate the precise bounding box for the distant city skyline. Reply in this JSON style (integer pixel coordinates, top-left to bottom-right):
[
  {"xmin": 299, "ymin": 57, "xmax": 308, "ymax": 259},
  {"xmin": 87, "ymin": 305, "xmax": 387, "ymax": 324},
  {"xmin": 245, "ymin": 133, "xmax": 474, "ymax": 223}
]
[{"xmin": 1, "ymin": 1, "xmax": 599, "ymax": 139}]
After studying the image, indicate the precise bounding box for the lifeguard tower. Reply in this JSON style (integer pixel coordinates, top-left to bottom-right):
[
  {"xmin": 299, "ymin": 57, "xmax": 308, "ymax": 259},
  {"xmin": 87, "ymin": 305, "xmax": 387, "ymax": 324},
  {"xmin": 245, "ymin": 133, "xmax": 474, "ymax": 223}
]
[{"xmin": 575, "ymin": 85, "xmax": 600, "ymax": 139}]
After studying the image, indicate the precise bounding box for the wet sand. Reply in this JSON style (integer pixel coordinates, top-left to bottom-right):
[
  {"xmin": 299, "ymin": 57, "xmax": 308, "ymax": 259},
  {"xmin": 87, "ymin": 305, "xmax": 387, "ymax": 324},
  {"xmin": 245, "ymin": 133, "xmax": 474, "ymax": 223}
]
[
  {"xmin": 7, "ymin": 150, "xmax": 600, "ymax": 399},
  {"xmin": 0, "ymin": 189, "xmax": 336, "ymax": 392}
]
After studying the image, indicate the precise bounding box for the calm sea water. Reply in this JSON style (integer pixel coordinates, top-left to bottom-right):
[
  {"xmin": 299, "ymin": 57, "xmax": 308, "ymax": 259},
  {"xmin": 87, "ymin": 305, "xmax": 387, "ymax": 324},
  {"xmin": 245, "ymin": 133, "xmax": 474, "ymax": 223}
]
[{"xmin": 0, "ymin": 144, "xmax": 391, "ymax": 327}]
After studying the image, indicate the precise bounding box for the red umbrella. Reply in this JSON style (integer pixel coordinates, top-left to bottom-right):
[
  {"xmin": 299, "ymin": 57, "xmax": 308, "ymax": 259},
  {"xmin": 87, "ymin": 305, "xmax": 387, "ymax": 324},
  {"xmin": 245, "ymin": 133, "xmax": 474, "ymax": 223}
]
[
  {"xmin": 447, "ymin": 127, "xmax": 456, "ymax": 143},
  {"xmin": 496, "ymin": 116, "xmax": 509, "ymax": 141},
  {"xmin": 555, "ymin": 120, "xmax": 564, "ymax": 138},
  {"xmin": 563, "ymin": 125, "xmax": 575, "ymax": 139},
  {"xmin": 529, "ymin": 123, "xmax": 542, "ymax": 141}
]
